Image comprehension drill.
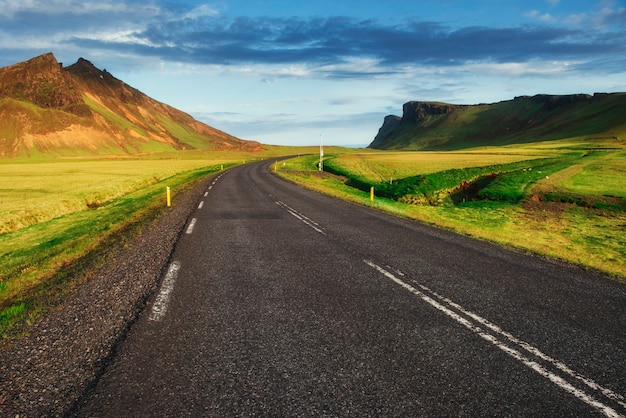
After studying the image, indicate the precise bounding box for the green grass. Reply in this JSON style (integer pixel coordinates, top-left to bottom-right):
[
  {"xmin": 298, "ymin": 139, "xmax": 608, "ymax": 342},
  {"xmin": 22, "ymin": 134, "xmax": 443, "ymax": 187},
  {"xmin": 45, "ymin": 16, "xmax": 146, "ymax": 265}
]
[
  {"xmin": 277, "ymin": 143, "xmax": 625, "ymax": 279},
  {"xmin": 560, "ymin": 151, "xmax": 626, "ymax": 198},
  {"xmin": 83, "ymin": 93, "xmax": 144, "ymax": 135},
  {"xmin": 155, "ymin": 114, "xmax": 214, "ymax": 150},
  {"xmin": 326, "ymin": 152, "xmax": 577, "ymax": 205}
]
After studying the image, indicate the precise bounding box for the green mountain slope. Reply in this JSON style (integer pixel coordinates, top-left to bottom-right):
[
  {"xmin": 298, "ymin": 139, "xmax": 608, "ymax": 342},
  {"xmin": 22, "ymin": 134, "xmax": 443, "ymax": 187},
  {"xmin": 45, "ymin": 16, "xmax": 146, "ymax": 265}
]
[
  {"xmin": 369, "ymin": 93, "xmax": 626, "ymax": 150},
  {"xmin": 0, "ymin": 53, "xmax": 263, "ymax": 158}
]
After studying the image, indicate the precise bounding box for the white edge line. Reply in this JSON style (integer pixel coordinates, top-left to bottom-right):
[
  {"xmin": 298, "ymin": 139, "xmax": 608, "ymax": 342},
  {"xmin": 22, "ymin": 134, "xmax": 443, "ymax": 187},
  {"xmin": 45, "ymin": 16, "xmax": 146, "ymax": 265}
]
[
  {"xmin": 364, "ymin": 260, "xmax": 623, "ymax": 418},
  {"xmin": 198, "ymin": 201, "xmax": 204, "ymax": 209},
  {"xmin": 148, "ymin": 261, "xmax": 181, "ymax": 321}
]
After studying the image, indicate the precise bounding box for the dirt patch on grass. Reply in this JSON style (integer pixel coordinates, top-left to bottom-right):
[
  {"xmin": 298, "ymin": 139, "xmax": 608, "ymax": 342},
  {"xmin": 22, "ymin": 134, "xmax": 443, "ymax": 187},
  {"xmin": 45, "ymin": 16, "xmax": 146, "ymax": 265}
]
[
  {"xmin": 526, "ymin": 192, "xmax": 626, "ymax": 213},
  {"xmin": 522, "ymin": 198, "xmax": 570, "ymax": 214}
]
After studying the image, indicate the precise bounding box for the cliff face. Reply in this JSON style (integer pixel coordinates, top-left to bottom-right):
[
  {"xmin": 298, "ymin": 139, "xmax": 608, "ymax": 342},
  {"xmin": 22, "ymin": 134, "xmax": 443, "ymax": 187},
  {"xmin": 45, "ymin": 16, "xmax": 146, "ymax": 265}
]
[
  {"xmin": 370, "ymin": 101, "xmax": 462, "ymax": 148},
  {"xmin": 369, "ymin": 93, "xmax": 626, "ymax": 150},
  {"xmin": 401, "ymin": 101, "xmax": 460, "ymax": 123},
  {"xmin": 0, "ymin": 53, "xmax": 262, "ymax": 157}
]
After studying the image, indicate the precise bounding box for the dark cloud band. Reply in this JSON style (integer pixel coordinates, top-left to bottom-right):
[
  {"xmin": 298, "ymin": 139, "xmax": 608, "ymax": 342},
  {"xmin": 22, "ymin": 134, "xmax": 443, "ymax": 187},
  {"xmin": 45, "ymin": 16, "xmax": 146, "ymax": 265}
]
[
  {"xmin": 2, "ymin": 4, "xmax": 625, "ymax": 77},
  {"xmin": 73, "ymin": 15, "xmax": 626, "ymax": 70}
]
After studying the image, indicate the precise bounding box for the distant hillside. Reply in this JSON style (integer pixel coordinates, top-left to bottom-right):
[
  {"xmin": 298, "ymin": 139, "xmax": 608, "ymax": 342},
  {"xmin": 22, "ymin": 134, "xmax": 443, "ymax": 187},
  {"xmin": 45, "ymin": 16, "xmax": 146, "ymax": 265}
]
[
  {"xmin": 369, "ymin": 93, "xmax": 626, "ymax": 150},
  {"xmin": 0, "ymin": 53, "xmax": 263, "ymax": 157}
]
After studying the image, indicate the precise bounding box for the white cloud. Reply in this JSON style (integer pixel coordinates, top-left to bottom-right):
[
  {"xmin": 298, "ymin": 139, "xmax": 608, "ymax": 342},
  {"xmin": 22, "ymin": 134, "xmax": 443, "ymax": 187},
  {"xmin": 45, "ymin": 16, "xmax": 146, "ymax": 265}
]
[
  {"xmin": 80, "ymin": 29, "xmax": 150, "ymax": 45},
  {"xmin": 524, "ymin": 10, "xmax": 557, "ymax": 23},
  {"xmin": 0, "ymin": 0, "xmax": 146, "ymax": 17},
  {"xmin": 464, "ymin": 61, "xmax": 576, "ymax": 77},
  {"xmin": 183, "ymin": 4, "xmax": 219, "ymax": 19},
  {"xmin": 592, "ymin": 4, "xmax": 626, "ymax": 28},
  {"xmin": 563, "ymin": 13, "xmax": 588, "ymax": 27}
]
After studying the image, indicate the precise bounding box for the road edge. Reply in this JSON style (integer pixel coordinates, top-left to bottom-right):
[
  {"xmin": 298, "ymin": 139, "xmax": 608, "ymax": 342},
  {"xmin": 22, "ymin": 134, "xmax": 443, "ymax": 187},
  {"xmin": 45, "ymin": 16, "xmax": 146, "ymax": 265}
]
[{"xmin": 0, "ymin": 172, "xmax": 215, "ymax": 417}]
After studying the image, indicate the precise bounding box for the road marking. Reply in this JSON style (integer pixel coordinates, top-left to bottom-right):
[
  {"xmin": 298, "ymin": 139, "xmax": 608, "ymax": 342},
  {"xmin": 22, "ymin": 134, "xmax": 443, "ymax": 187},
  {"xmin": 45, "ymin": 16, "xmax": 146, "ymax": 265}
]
[
  {"xmin": 275, "ymin": 201, "xmax": 325, "ymax": 235},
  {"xmin": 148, "ymin": 261, "xmax": 181, "ymax": 321},
  {"xmin": 426, "ymin": 284, "xmax": 626, "ymax": 410},
  {"xmin": 364, "ymin": 260, "xmax": 624, "ymax": 418},
  {"xmin": 198, "ymin": 201, "xmax": 204, "ymax": 209},
  {"xmin": 186, "ymin": 218, "xmax": 197, "ymax": 234},
  {"xmin": 204, "ymin": 192, "xmax": 208, "ymax": 197},
  {"xmin": 208, "ymin": 186, "xmax": 212, "ymax": 190}
]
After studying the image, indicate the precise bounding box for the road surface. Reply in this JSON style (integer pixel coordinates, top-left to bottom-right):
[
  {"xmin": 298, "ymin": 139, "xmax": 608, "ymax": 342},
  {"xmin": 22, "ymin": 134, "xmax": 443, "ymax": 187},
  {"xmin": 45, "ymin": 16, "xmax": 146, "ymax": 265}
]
[{"xmin": 72, "ymin": 160, "xmax": 626, "ymax": 417}]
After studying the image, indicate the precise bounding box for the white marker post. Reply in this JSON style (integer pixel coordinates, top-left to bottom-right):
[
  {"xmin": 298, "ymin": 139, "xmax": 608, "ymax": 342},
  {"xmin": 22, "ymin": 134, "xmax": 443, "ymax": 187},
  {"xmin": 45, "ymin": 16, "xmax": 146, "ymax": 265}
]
[{"xmin": 319, "ymin": 134, "xmax": 324, "ymax": 172}]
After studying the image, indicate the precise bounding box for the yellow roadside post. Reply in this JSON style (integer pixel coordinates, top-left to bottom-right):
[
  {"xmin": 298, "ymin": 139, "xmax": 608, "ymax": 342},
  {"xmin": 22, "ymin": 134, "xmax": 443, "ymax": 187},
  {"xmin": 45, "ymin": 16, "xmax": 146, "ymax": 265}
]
[
  {"xmin": 370, "ymin": 186, "xmax": 375, "ymax": 202},
  {"xmin": 166, "ymin": 186, "xmax": 171, "ymax": 207}
]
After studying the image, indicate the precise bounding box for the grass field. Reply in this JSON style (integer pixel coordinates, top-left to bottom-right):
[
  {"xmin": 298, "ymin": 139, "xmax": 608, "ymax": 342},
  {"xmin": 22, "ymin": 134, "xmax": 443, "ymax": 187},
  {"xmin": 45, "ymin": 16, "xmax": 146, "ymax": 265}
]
[
  {"xmin": 278, "ymin": 138, "xmax": 625, "ymax": 279},
  {"xmin": 327, "ymin": 147, "xmax": 554, "ymax": 183},
  {"xmin": 0, "ymin": 159, "xmax": 217, "ymax": 234}
]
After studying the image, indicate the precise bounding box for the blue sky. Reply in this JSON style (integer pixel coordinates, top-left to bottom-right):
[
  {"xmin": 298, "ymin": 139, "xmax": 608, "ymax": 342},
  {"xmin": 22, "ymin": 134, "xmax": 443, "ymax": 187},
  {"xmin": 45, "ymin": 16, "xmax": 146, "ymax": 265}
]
[{"xmin": 1, "ymin": 0, "xmax": 625, "ymax": 146}]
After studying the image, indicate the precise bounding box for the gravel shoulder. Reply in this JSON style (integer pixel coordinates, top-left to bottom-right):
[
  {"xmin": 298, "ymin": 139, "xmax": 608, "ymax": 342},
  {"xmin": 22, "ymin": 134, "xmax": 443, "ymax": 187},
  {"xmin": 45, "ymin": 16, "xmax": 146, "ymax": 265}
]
[{"xmin": 0, "ymin": 173, "xmax": 214, "ymax": 417}]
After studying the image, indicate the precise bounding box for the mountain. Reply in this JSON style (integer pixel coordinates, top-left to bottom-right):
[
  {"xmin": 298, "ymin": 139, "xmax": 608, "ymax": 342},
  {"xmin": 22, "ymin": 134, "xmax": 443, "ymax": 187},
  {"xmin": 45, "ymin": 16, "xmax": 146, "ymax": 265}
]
[
  {"xmin": 369, "ymin": 93, "xmax": 626, "ymax": 150},
  {"xmin": 0, "ymin": 53, "xmax": 263, "ymax": 157}
]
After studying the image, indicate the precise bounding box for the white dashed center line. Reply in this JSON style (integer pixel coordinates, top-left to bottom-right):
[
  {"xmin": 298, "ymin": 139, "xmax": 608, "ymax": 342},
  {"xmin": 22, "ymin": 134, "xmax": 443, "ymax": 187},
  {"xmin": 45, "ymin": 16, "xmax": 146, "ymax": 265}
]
[{"xmin": 275, "ymin": 200, "xmax": 325, "ymax": 235}]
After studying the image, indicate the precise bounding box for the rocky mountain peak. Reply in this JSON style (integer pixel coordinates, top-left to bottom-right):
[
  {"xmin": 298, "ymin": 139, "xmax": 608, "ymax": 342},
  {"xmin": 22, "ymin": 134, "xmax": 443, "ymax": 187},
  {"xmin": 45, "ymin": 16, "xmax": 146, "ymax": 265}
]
[
  {"xmin": 65, "ymin": 57, "xmax": 144, "ymax": 105},
  {"xmin": 65, "ymin": 57, "xmax": 116, "ymax": 82},
  {"xmin": 0, "ymin": 52, "xmax": 82, "ymax": 109}
]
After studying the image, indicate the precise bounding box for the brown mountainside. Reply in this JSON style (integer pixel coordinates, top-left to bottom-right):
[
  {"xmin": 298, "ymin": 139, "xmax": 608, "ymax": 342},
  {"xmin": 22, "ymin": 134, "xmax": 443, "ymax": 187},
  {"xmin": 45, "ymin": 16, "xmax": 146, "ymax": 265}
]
[{"xmin": 0, "ymin": 53, "xmax": 262, "ymax": 157}]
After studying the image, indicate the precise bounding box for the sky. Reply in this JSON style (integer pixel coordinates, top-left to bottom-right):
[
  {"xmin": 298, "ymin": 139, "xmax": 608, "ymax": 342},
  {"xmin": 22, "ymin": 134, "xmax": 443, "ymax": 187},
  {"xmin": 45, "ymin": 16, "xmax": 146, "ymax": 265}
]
[{"xmin": 0, "ymin": 0, "xmax": 625, "ymax": 146}]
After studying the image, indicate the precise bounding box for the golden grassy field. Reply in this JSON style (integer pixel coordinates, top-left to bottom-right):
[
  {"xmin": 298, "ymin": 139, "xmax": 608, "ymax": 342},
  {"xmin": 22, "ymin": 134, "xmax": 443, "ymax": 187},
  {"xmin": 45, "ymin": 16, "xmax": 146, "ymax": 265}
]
[
  {"xmin": 0, "ymin": 159, "xmax": 219, "ymax": 234},
  {"xmin": 330, "ymin": 147, "xmax": 554, "ymax": 183}
]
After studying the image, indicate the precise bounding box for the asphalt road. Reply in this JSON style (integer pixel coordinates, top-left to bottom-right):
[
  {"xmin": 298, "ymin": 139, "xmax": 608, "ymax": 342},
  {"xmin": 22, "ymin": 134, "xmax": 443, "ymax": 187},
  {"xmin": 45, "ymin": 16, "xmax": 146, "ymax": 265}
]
[{"xmin": 72, "ymin": 160, "xmax": 626, "ymax": 417}]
